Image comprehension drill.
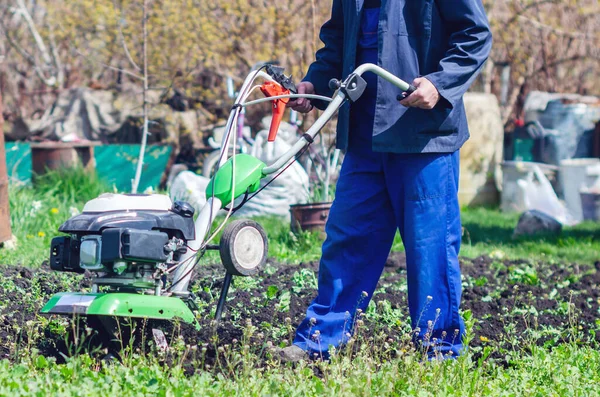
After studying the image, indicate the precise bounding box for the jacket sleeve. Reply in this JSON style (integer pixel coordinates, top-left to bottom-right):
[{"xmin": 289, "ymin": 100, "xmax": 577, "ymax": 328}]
[
  {"xmin": 425, "ymin": 0, "xmax": 493, "ymax": 109},
  {"xmin": 303, "ymin": 0, "xmax": 344, "ymax": 110}
]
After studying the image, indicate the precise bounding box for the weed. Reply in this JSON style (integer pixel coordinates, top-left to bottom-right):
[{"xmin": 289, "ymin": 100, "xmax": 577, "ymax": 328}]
[
  {"xmin": 291, "ymin": 268, "xmax": 318, "ymax": 293},
  {"xmin": 508, "ymin": 265, "xmax": 540, "ymax": 286}
]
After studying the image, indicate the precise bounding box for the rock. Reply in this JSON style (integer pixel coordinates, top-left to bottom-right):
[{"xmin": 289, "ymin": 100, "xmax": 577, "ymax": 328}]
[
  {"xmin": 460, "ymin": 93, "xmax": 504, "ymax": 206},
  {"xmin": 0, "ymin": 234, "xmax": 18, "ymax": 250},
  {"xmin": 513, "ymin": 210, "xmax": 562, "ymax": 238}
]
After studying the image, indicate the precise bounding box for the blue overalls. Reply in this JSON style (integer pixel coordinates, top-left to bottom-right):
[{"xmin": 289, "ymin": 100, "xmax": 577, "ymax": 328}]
[{"xmin": 294, "ymin": 6, "xmax": 465, "ymax": 357}]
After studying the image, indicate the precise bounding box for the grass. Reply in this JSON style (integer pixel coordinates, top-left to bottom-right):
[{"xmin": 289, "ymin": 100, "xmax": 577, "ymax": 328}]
[
  {"xmin": 4, "ymin": 172, "xmax": 599, "ymax": 267},
  {"xmin": 1, "ymin": 343, "xmax": 599, "ymax": 396},
  {"xmin": 460, "ymin": 207, "xmax": 600, "ymax": 264},
  {"xmin": 0, "ymin": 168, "xmax": 111, "ymax": 267},
  {"xmin": 1, "ymin": 168, "xmax": 600, "ymax": 396}
]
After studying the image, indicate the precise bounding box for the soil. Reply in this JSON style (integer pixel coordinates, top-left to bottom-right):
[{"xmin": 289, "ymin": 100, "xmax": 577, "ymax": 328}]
[{"xmin": 1, "ymin": 253, "xmax": 599, "ymax": 368}]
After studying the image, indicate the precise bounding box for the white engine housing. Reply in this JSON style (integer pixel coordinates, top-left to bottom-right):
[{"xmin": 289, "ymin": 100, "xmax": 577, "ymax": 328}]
[{"xmin": 82, "ymin": 193, "xmax": 173, "ymax": 213}]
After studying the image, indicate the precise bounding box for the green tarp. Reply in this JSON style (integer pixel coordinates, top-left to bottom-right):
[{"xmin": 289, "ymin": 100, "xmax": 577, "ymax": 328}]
[
  {"xmin": 94, "ymin": 145, "xmax": 172, "ymax": 192},
  {"xmin": 4, "ymin": 143, "xmax": 172, "ymax": 192},
  {"xmin": 5, "ymin": 142, "xmax": 32, "ymax": 183}
]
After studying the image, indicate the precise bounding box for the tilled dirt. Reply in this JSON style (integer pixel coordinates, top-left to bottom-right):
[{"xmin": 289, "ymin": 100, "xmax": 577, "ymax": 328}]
[{"xmin": 1, "ymin": 253, "xmax": 599, "ymax": 367}]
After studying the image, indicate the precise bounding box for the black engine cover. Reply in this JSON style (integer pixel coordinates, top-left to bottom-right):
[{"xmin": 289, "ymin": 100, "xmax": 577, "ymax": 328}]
[
  {"xmin": 101, "ymin": 228, "xmax": 169, "ymax": 263},
  {"xmin": 59, "ymin": 210, "xmax": 195, "ymax": 240},
  {"xmin": 50, "ymin": 236, "xmax": 84, "ymax": 273}
]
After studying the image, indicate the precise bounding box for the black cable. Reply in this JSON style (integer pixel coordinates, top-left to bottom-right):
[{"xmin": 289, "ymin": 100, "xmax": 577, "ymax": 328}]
[
  {"xmin": 238, "ymin": 143, "xmax": 312, "ymax": 210},
  {"xmin": 184, "ymin": 244, "xmax": 199, "ymax": 253},
  {"xmin": 204, "ymin": 104, "xmax": 238, "ymax": 238},
  {"xmin": 223, "ymin": 190, "xmax": 250, "ymax": 212},
  {"xmin": 167, "ymin": 255, "xmax": 201, "ymax": 292},
  {"xmin": 302, "ymin": 133, "xmax": 314, "ymax": 144}
]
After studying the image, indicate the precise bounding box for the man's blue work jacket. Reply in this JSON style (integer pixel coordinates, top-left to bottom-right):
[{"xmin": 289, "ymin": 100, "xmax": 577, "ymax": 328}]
[{"xmin": 304, "ymin": 0, "xmax": 493, "ymax": 153}]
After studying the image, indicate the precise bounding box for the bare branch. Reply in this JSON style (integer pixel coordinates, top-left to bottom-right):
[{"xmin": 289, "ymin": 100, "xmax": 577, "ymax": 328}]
[
  {"xmin": 528, "ymin": 54, "xmax": 600, "ymax": 78},
  {"xmin": 132, "ymin": 0, "xmax": 151, "ymax": 193},
  {"xmin": 72, "ymin": 47, "xmax": 144, "ymax": 81},
  {"xmin": 14, "ymin": 0, "xmax": 52, "ymax": 65},
  {"xmin": 482, "ymin": 59, "xmax": 495, "ymax": 94},
  {"xmin": 517, "ymin": 14, "xmax": 595, "ymax": 39},
  {"xmin": 112, "ymin": 0, "xmax": 142, "ymax": 72},
  {"xmin": 1, "ymin": 22, "xmax": 57, "ymax": 86},
  {"xmin": 502, "ymin": 76, "xmax": 525, "ymax": 125},
  {"xmin": 47, "ymin": 22, "xmax": 64, "ymax": 88},
  {"xmin": 0, "ymin": 20, "xmax": 35, "ymax": 65},
  {"xmin": 506, "ymin": 0, "xmax": 562, "ymax": 25},
  {"xmin": 14, "ymin": 0, "xmax": 58, "ymax": 86}
]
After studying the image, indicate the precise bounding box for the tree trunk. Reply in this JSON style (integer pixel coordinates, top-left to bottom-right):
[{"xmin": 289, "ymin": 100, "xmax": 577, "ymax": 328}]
[
  {"xmin": 131, "ymin": 0, "xmax": 149, "ymax": 194},
  {"xmin": 0, "ymin": 92, "xmax": 13, "ymax": 243}
]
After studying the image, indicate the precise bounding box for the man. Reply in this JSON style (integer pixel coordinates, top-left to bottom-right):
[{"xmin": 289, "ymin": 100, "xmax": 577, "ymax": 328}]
[{"xmin": 283, "ymin": 0, "xmax": 492, "ymax": 361}]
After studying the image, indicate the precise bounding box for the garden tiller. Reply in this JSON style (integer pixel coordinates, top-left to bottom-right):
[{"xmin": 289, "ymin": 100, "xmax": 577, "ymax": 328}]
[{"xmin": 41, "ymin": 63, "xmax": 415, "ymax": 345}]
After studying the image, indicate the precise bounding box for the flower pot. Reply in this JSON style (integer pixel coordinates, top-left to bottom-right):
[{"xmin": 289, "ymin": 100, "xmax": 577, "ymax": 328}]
[
  {"xmin": 290, "ymin": 202, "xmax": 332, "ymax": 234},
  {"xmin": 30, "ymin": 142, "xmax": 100, "ymax": 176}
]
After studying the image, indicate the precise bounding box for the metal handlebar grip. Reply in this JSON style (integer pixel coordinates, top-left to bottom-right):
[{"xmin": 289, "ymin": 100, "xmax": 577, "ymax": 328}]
[{"xmin": 396, "ymin": 84, "xmax": 417, "ymax": 101}]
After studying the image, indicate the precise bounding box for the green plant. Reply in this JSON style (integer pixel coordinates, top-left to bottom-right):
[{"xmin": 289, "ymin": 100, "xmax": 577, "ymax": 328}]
[
  {"xmin": 508, "ymin": 265, "xmax": 540, "ymax": 286},
  {"xmin": 291, "ymin": 268, "xmax": 318, "ymax": 293}
]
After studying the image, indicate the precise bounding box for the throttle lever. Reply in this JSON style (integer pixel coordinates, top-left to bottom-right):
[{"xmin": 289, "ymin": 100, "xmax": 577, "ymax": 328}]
[
  {"xmin": 260, "ymin": 81, "xmax": 290, "ymax": 142},
  {"xmin": 265, "ymin": 64, "xmax": 297, "ymax": 94}
]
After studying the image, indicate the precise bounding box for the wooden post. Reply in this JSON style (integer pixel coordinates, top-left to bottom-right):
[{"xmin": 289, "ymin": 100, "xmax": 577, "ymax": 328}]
[{"xmin": 0, "ymin": 92, "xmax": 12, "ymax": 243}]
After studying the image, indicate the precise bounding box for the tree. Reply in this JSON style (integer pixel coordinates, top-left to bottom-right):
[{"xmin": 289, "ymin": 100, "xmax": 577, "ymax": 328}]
[
  {"xmin": 482, "ymin": 0, "xmax": 600, "ymax": 125},
  {"xmin": 0, "ymin": 0, "xmax": 597, "ymax": 137}
]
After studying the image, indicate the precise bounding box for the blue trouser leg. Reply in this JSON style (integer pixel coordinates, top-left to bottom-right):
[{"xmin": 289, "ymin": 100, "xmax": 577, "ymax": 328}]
[
  {"xmin": 384, "ymin": 151, "xmax": 465, "ymax": 356},
  {"xmin": 293, "ymin": 148, "xmax": 397, "ymax": 355},
  {"xmin": 293, "ymin": 150, "xmax": 464, "ymax": 357}
]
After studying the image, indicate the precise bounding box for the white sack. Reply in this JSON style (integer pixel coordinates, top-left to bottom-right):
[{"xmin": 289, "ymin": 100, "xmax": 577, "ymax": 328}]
[
  {"xmin": 516, "ymin": 166, "xmax": 576, "ymax": 225},
  {"xmin": 169, "ymin": 171, "xmax": 211, "ymax": 214},
  {"xmin": 235, "ymin": 128, "xmax": 310, "ymax": 219},
  {"xmin": 168, "ymin": 126, "xmax": 310, "ymax": 219}
]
